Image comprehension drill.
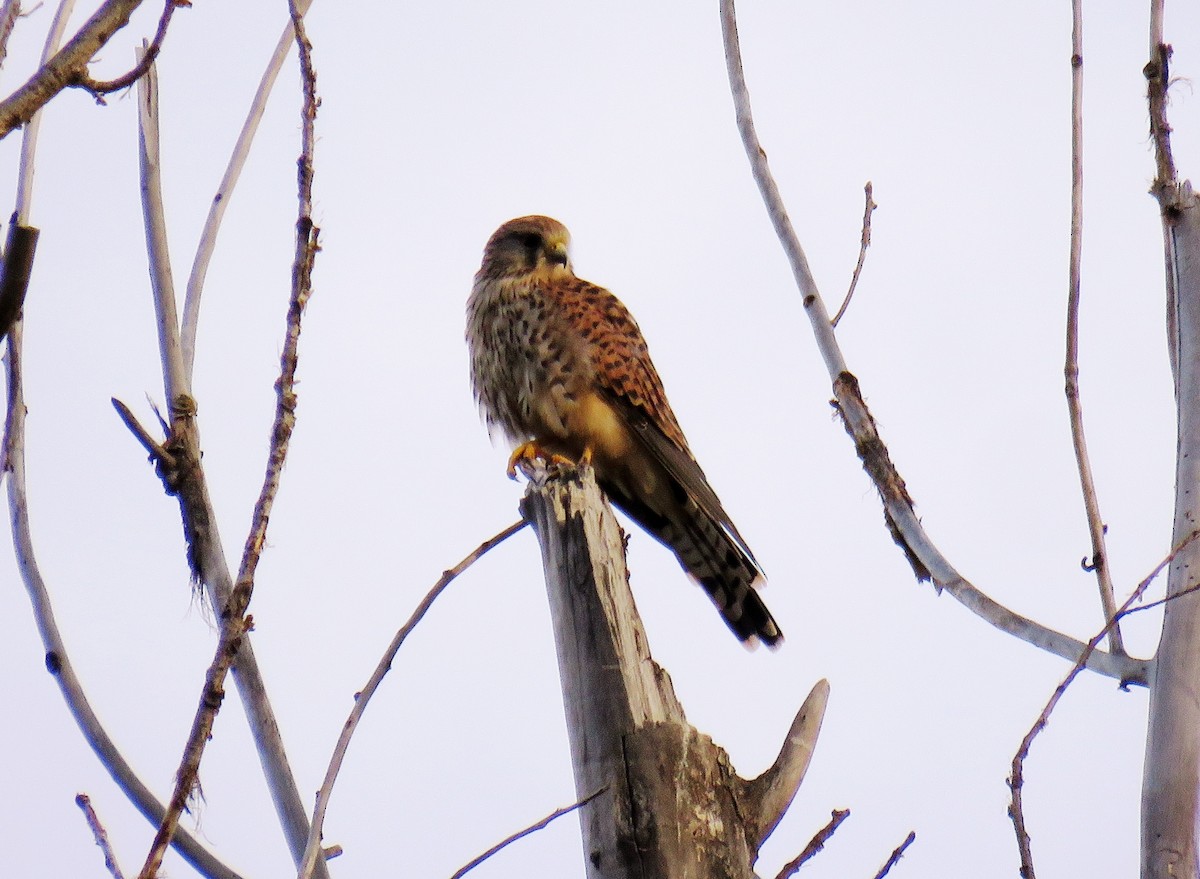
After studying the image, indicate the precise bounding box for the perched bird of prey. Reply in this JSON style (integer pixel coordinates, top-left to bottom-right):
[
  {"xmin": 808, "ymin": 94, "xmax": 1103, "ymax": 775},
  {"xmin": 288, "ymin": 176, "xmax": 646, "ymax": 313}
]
[{"xmin": 467, "ymin": 215, "xmax": 781, "ymax": 647}]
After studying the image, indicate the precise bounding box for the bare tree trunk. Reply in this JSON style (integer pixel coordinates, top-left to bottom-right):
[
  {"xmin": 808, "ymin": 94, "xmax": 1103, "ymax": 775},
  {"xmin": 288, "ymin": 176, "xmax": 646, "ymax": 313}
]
[
  {"xmin": 1143, "ymin": 181, "xmax": 1200, "ymax": 879},
  {"xmin": 521, "ymin": 464, "xmax": 827, "ymax": 878}
]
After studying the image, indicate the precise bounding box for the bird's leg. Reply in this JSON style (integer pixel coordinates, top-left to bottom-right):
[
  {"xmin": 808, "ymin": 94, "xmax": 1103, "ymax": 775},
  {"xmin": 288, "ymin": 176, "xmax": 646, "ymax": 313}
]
[
  {"xmin": 507, "ymin": 441, "xmax": 543, "ymax": 479},
  {"xmin": 507, "ymin": 441, "xmax": 589, "ymax": 480}
]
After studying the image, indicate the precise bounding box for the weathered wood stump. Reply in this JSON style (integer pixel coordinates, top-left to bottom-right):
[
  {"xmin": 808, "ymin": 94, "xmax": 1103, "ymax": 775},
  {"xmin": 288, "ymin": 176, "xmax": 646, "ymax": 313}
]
[{"xmin": 521, "ymin": 464, "xmax": 828, "ymax": 878}]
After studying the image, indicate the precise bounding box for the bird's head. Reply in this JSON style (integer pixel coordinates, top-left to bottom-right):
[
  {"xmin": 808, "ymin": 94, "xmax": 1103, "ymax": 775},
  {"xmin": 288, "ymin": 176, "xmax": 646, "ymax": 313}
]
[{"xmin": 477, "ymin": 215, "xmax": 572, "ymax": 279}]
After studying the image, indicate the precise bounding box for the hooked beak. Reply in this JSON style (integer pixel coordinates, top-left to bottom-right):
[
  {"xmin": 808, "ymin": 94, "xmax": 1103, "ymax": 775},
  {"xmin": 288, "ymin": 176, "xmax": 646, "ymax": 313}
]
[{"xmin": 546, "ymin": 240, "xmax": 569, "ymax": 268}]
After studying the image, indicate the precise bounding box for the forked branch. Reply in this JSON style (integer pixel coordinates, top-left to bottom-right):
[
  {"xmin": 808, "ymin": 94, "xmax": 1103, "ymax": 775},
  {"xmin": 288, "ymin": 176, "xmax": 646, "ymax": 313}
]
[
  {"xmin": 718, "ymin": 0, "xmax": 1145, "ymax": 685},
  {"xmin": 1008, "ymin": 534, "xmax": 1197, "ymax": 879},
  {"xmin": 128, "ymin": 32, "xmax": 329, "ymax": 875},
  {"xmin": 74, "ymin": 0, "xmax": 185, "ymax": 99},
  {"xmin": 0, "ymin": 0, "xmax": 147, "ymax": 139},
  {"xmin": 181, "ymin": 0, "xmax": 315, "ymax": 380}
]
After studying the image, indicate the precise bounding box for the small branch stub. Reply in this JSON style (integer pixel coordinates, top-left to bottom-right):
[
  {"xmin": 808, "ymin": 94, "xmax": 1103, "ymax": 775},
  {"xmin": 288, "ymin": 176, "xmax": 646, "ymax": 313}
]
[{"xmin": 0, "ymin": 222, "xmax": 39, "ymax": 345}]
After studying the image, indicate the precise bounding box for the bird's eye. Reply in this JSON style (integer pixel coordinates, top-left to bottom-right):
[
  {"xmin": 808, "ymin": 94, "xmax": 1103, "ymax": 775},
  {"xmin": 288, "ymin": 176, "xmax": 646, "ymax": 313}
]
[{"xmin": 512, "ymin": 231, "xmax": 542, "ymax": 252}]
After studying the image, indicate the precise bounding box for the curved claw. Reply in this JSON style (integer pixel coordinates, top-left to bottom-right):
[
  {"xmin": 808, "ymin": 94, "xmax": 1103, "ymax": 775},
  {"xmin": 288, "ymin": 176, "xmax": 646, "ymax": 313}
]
[
  {"xmin": 506, "ymin": 442, "xmax": 592, "ymax": 480},
  {"xmin": 507, "ymin": 441, "xmax": 542, "ymax": 480}
]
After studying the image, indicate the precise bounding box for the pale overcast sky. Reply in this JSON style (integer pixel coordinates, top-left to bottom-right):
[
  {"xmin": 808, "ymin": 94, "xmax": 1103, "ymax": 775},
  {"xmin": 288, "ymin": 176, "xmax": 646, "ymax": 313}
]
[{"xmin": 2, "ymin": 2, "xmax": 1198, "ymax": 877}]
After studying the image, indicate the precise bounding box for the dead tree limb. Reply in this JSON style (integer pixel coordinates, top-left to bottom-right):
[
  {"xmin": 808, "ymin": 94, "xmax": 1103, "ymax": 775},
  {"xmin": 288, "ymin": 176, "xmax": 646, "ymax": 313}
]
[
  {"xmin": 521, "ymin": 464, "xmax": 827, "ymax": 877},
  {"xmin": 1142, "ymin": 22, "xmax": 1200, "ymax": 875},
  {"xmin": 719, "ymin": 0, "xmax": 1145, "ymax": 686},
  {"xmin": 1063, "ymin": 0, "xmax": 1124, "ymax": 655},
  {"xmin": 5, "ymin": 323, "xmax": 244, "ymax": 879},
  {"xmin": 132, "ymin": 46, "xmax": 329, "ymax": 876},
  {"xmin": 75, "ymin": 794, "xmax": 127, "ymax": 879},
  {"xmin": 0, "ymin": 0, "xmax": 148, "ymax": 139}
]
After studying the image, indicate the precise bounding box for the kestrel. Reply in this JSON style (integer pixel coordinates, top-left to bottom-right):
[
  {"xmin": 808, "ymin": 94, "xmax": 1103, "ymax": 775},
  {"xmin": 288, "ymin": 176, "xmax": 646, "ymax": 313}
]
[{"xmin": 467, "ymin": 216, "xmax": 782, "ymax": 647}]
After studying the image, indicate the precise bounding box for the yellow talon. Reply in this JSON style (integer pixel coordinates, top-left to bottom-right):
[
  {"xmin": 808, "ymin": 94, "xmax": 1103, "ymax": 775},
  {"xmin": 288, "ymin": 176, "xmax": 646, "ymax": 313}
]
[
  {"xmin": 506, "ymin": 441, "xmax": 542, "ymax": 480},
  {"xmin": 506, "ymin": 442, "xmax": 592, "ymax": 480}
]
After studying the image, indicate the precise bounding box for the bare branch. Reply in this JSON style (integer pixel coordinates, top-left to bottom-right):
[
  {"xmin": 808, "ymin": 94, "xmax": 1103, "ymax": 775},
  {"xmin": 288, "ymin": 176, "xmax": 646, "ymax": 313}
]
[
  {"xmin": 73, "ymin": 0, "xmax": 185, "ymax": 100},
  {"xmin": 235, "ymin": 0, "xmax": 318, "ymax": 611},
  {"xmin": 3, "ymin": 326, "xmax": 243, "ymax": 879},
  {"xmin": 1008, "ymin": 534, "xmax": 1196, "ymax": 878},
  {"xmin": 719, "ymin": 0, "xmax": 842, "ymax": 372},
  {"xmin": 872, "ymin": 831, "xmax": 916, "ymax": 879},
  {"xmin": 449, "ymin": 788, "xmax": 607, "ymax": 879},
  {"xmin": 15, "ymin": 0, "xmax": 76, "ymax": 223},
  {"xmin": 136, "ymin": 50, "xmax": 187, "ymax": 404},
  {"xmin": 719, "ymin": 0, "xmax": 1145, "ymax": 685},
  {"xmin": 135, "ymin": 582, "xmax": 254, "ymax": 879},
  {"xmin": 76, "ymin": 794, "xmax": 127, "ymax": 879},
  {"xmin": 132, "ymin": 43, "xmax": 326, "ymax": 875},
  {"xmin": 181, "ymin": 0, "xmax": 315, "ymax": 380},
  {"xmin": 111, "ymin": 396, "xmax": 170, "ymax": 463},
  {"xmin": 773, "ymin": 808, "xmax": 850, "ymax": 879},
  {"xmin": 1063, "ymin": 0, "xmax": 1124, "ymax": 656},
  {"xmin": 0, "ymin": 0, "xmax": 148, "ymax": 140},
  {"xmin": 1145, "ymin": 41, "xmax": 1175, "ymax": 198},
  {"xmin": 745, "ymin": 679, "xmax": 830, "ymax": 846},
  {"xmin": 296, "ymin": 519, "xmax": 529, "ymax": 879},
  {"xmin": 831, "ymin": 181, "xmax": 875, "ymax": 326}
]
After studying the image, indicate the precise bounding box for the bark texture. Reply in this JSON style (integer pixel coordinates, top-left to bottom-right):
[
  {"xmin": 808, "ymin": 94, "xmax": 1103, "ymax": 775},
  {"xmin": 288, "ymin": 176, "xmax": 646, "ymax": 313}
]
[
  {"xmin": 1144, "ymin": 182, "xmax": 1200, "ymax": 879},
  {"xmin": 521, "ymin": 464, "xmax": 826, "ymax": 878}
]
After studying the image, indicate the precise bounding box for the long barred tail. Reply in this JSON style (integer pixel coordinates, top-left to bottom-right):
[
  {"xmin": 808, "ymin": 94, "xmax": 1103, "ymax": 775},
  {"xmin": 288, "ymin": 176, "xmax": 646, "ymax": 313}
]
[
  {"xmin": 665, "ymin": 503, "xmax": 782, "ymax": 647},
  {"xmin": 611, "ymin": 481, "xmax": 782, "ymax": 647}
]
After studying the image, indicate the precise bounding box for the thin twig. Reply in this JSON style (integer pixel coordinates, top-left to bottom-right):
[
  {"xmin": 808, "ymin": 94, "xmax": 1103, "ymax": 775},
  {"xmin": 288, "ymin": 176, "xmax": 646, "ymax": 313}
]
[
  {"xmin": 831, "ymin": 182, "xmax": 875, "ymax": 326},
  {"xmin": 1120, "ymin": 579, "xmax": 1200, "ymax": 617},
  {"xmin": 872, "ymin": 830, "xmax": 916, "ymax": 879},
  {"xmin": 1145, "ymin": 16, "xmax": 1175, "ymax": 198},
  {"xmin": 15, "ymin": 0, "xmax": 76, "ymax": 223},
  {"xmin": 773, "ymin": 808, "xmax": 850, "ymax": 879},
  {"xmin": 76, "ymin": 794, "xmax": 127, "ymax": 879},
  {"xmin": 3, "ymin": 20, "xmax": 239, "ymax": 879},
  {"xmin": 73, "ymin": 0, "xmax": 183, "ymax": 99},
  {"xmin": 718, "ymin": 0, "xmax": 1146, "ymax": 685},
  {"xmin": 136, "ymin": 48, "xmax": 187, "ymax": 405},
  {"xmin": 0, "ymin": 0, "xmax": 148, "ymax": 140},
  {"xmin": 1062, "ymin": 0, "xmax": 1124, "ymax": 657},
  {"xmin": 449, "ymin": 787, "xmax": 607, "ymax": 879},
  {"xmin": 235, "ymin": 0, "xmax": 318, "ymax": 614},
  {"xmin": 111, "ymin": 397, "xmax": 170, "ymax": 463},
  {"xmin": 180, "ymin": 0, "xmax": 315, "ymax": 380},
  {"xmin": 1007, "ymin": 532, "xmax": 1199, "ymax": 879},
  {"xmin": 131, "ymin": 40, "xmax": 324, "ymax": 876},
  {"xmin": 135, "ymin": 583, "xmax": 254, "ymax": 879},
  {"xmin": 194, "ymin": 8, "xmax": 320, "ymax": 870},
  {"xmin": 134, "ymin": 69, "xmax": 218, "ymax": 878},
  {"xmin": 3, "ymin": 328, "xmax": 243, "ymax": 879},
  {"xmin": 296, "ymin": 519, "xmax": 529, "ymax": 879}
]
